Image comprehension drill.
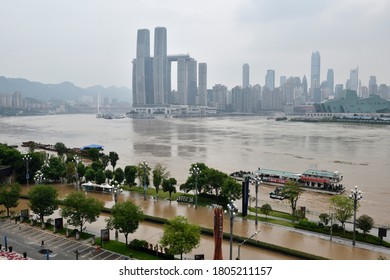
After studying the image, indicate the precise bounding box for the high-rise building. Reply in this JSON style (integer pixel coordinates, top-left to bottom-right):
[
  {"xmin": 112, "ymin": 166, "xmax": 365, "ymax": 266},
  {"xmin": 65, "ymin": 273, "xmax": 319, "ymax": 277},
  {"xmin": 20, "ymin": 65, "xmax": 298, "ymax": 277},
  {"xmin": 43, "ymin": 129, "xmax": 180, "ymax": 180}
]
[
  {"xmin": 133, "ymin": 29, "xmax": 151, "ymax": 105},
  {"xmin": 198, "ymin": 63, "xmax": 207, "ymax": 106},
  {"xmin": 347, "ymin": 67, "xmax": 359, "ymax": 93},
  {"xmin": 153, "ymin": 27, "xmax": 168, "ymax": 105},
  {"xmin": 243, "ymin": 63, "xmax": 250, "ymax": 88},
  {"xmin": 186, "ymin": 58, "xmax": 198, "ymax": 105},
  {"xmin": 265, "ymin": 70, "xmax": 275, "ymax": 91},
  {"xmin": 302, "ymin": 75, "xmax": 308, "ymax": 95},
  {"xmin": 310, "ymin": 51, "xmax": 321, "ymax": 91},
  {"xmin": 280, "ymin": 76, "xmax": 286, "ymax": 87},
  {"xmin": 327, "ymin": 69, "xmax": 334, "ymax": 94},
  {"xmin": 369, "ymin": 76, "xmax": 378, "ymax": 95}
]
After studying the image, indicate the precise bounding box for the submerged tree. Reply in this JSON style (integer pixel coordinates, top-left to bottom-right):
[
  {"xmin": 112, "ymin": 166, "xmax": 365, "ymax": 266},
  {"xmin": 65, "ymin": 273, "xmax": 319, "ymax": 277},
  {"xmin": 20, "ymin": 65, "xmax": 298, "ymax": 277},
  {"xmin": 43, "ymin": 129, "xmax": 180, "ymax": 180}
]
[{"xmin": 280, "ymin": 180, "xmax": 303, "ymax": 215}]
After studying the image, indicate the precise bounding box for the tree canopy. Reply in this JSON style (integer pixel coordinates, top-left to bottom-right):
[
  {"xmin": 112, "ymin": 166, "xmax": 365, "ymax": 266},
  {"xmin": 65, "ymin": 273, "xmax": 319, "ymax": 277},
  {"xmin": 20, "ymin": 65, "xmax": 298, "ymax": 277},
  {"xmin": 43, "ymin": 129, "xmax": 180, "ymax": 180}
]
[
  {"xmin": 356, "ymin": 214, "xmax": 374, "ymax": 236},
  {"xmin": 61, "ymin": 191, "xmax": 104, "ymax": 233},
  {"xmin": 28, "ymin": 185, "xmax": 58, "ymax": 224},
  {"xmin": 0, "ymin": 183, "xmax": 21, "ymax": 216},
  {"xmin": 330, "ymin": 195, "xmax": 355, "ymax": 232},
  {"xmin": 159, "ymin": 216, "xmax": 201, "ymax": 259},
  {"xmin": 152, "ymin": 163, "xmax": 170, "ymax": 196},
  {"xmin": 280, "ymin": 180, "xmax": 303, "ymax": 215},
  {"xmin": 106, "ymin": 201, "xmax": 144, "ymax": 245}
]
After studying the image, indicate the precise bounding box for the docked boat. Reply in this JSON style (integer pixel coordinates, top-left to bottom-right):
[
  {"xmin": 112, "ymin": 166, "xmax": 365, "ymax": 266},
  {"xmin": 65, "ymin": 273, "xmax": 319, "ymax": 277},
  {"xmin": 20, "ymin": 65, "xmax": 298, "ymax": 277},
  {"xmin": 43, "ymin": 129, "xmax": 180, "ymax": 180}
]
[
  {"xmin": 230, "ymin": 167, "xmax": 345, "ymax": 198},
  {"xmin": 256, "ymin": 168, "xmax": 345, "ymax": 197}
]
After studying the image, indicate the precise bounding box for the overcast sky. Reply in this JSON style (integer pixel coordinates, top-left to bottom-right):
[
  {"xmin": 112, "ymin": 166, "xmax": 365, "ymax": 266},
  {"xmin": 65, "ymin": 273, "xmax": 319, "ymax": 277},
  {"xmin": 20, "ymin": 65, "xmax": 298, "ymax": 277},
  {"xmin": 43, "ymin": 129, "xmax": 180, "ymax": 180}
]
[{"xmin": 0, "ymin": 0, "xmax": 389, "ymax": 90}]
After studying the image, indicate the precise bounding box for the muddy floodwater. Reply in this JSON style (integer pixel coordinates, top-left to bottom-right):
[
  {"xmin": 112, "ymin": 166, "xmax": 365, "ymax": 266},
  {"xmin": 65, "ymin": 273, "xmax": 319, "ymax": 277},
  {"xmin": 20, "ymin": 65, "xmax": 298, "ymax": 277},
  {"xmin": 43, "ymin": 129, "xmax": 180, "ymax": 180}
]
[{"xmin": 1, "ymin": 114, "xmax": 390, "ymax": 259}]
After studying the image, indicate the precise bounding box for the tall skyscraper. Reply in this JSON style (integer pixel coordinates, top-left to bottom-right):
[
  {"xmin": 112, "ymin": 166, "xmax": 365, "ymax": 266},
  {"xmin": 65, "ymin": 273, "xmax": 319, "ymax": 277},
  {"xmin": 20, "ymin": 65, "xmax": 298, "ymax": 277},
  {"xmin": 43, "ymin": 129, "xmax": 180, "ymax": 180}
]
[
  {"xmin": 198, "ymin": 63, "xmax": 207, "ymax": 106},
  {"xmin": 186, "ymin": 58, "xmax": 198, "ymax": 105},
  {"xmin": 243, "ymin": 63, "xmax": 250, "ymax": 88},
  {"xmin": 327, "ymin": 69, "xmax": 334, "ymax": 94},
  {"xmin": 310, "ymin": 51, "xmax": 321, "ymax": 91},
  {"xmin": 153, "ymin": 27, "xmax": 168, "ymax": 105},
  {"xmin": 369, "ymin": 76, "xmax": 378, "ymax": 95},
  {"xmin": 347, "ymin": 67, "xmax": 359, "ymax": 93},
  {"xmin": 265, "ymin": 70, "xmax": 275, "ymax": 91},
  {"xmin": 302, "ymin": 75, "xmax": 308, "ymax": 95},
  {"xmin": 133, "ymin": 29, "xmax": 151, "ymax": 105}
]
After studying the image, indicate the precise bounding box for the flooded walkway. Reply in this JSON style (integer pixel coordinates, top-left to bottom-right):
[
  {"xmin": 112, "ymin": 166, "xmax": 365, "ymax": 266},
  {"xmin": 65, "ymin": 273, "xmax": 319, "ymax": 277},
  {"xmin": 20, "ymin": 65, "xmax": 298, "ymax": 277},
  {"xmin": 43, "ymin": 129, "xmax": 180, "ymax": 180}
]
[{"xmin": 15, "ymin": 184, "xmax": 390, "ymax": 260}]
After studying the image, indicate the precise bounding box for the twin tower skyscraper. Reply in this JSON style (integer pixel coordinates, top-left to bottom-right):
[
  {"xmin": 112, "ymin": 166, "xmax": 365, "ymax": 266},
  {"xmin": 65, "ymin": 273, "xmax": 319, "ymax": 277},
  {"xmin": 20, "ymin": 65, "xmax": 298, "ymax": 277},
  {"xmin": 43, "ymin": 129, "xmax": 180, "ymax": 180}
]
[{"xmin": 132, "ymin": 27, "xmax": 207, "ymax": 107}]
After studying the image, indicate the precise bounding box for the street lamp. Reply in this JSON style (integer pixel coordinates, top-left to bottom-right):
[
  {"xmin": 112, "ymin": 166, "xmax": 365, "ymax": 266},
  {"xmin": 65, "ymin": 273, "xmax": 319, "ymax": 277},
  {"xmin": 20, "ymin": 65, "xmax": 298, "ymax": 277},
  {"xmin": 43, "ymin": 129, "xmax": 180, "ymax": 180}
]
[
  {"xmin": 225, "ymin": 199, "xmax": 238, "ymax": 260},
  {"xmin": 190, "ymin": 164, "xmax": 200, "ymax": 209},
  {"xmin": 237, "ymin": 231, "xmax": 259, "ymax": 260},
  {"xmin": 349, "ymin": 186, "xmax": 362, "ymax": 246},
  {"xmin": 253, "ymin": 174, "xmax": 262, "ymax": 226},
  {"xmin": 34, "ymin": 170, "xmax": 44, "ymax": 184},
  {"xmin": 74, "ymin": 155, "xmax": 81, "ymax": 190},
  {"xmin": 139, "ymin": 160, "xmax": 148, "ymax": 201},
  {"xmin": 112, "ymin": 180, "xmax": 120, "ymax": 240},
  {"xmin": 22, "ymin": 154, "xmax": 32, "ymax": 186}
]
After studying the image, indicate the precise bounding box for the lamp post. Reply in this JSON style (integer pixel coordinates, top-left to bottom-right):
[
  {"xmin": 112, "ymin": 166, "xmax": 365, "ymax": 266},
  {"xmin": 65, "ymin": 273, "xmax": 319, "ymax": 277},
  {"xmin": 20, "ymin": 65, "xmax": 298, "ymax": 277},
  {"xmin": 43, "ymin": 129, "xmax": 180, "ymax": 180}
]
[
  {"xmin": 253, "ymin": 174, "xmax": 262, "ymax": 226},
  {"xmin": 140, "ymin": 160, "xmax": 148, "ymax": 201},
  {"xmin": 225, "ymin": 199, "xmax": 238, "ymax": 260},
  {"xmin": 112, "ymin": 180, "xmax": 120, "ymax": 240},
  {"xmin": 74, "ymin": 155, "xmax": 81, "ymax": 190},
  {"xmin": 34, "ymin": 170, "xmax": 44, "ymax": 184},
  {"xmin": 329, "ymin": 212, "xmax": 333, "ymax": 242},
  {"xmin": 22, "ymin": 154, "xmax": 32, "ymax": 186},
  {"xmin": 190, "ymin": 164, "xmax": 200, "ymax": 209},
  {"xmin": 349, "ymin": 186, "xmax": 362, "ymax": 246},
  {"xmin": 237, "ymin": 231, "xmax": 259, "ymax": 260}
]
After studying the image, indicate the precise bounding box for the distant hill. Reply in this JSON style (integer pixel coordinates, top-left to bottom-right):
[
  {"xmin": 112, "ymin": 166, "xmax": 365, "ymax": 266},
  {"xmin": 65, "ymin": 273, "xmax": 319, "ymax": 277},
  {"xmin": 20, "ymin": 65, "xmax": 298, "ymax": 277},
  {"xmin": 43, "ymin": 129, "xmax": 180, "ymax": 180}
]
[{"xmin": 0, "ymin": 76, "xmax": 132, "ymax": 103}]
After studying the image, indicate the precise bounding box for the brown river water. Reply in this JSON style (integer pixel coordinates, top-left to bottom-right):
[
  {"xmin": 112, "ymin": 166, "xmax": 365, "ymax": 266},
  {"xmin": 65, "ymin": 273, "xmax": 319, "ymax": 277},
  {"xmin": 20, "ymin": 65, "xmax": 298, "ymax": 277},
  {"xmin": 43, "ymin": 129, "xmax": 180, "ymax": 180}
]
[{"xmin": 1, "ymin": 114, "xmax": 390, "ymax": 259}]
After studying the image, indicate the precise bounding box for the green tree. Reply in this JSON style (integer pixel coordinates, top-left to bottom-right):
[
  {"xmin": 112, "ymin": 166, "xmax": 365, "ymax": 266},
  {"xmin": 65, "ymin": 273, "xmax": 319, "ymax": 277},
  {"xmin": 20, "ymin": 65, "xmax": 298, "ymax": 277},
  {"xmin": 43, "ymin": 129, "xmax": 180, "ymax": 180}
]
[
  {"xmin": 124, "ymin": 165, "xmax": 137, "ymax": 187},
  {"xmin": 162, "ymin": 177, "xmax": 177, "ymax": 201},
  {"xmin": 65, "ymin": 161, "xmax": 77, "ymax": 184},
  {"xmin": 330, "ymin": 195, "xmax": 355, "ymax": 233},
  {"xmin": 76, "ymin": 162, "xmax": 86, "ymax": 183},
  {"xmin": 91, "ymin": 160, "xmax": 104, "ymax": 171},
  {"xmin": 114, "ymin": 167, "xmax": 124, "ymax": 184},
  {"xmin": 109, "ymin": 151, "xmax": 119, "ymax": 171},
  {"xmin": 260, "ymin": 203, "xmax": 272, "ymax": 219},
  {"xmin": 100, "ymin": 155, "xmax": 110, "ymax": 169},
  {"xmin": 152, "ymin": 163, "xmax": 170, "ymax": 197},
  {"xmin": 319, "ymin": 213, "xmax": 330, "ymax": 226},
  {"xmin": 41, "ymin": 156, "xmax": 67, "ymax": 182},
  {"xmin": 159, "ymin": 216, "xmax": 201, "ymax": 260},
  {"xmin": 54, "ymin": 142, "xmax": 68, "ymax": 156},
  {"xmin": 84, "ymin": 167, "xmax": 96, "ymax": 182},
  {"xmin": 106, "ymin": 201, "xmax": 144, "ymax": 245},
  {"xmin": 61, "ymin": 191, "xmax": 104, "ymax": 233},
  {"xmin": 220, "ymin": 177, "xmax": 242, "ymax": 205},
  {"xmin": 95, "ymin": 169, "xmax": 106, "ymax": 185},
  {"xmin": 0, "ymin": 183, "xmax": 21, "ymax": 216},
  {"xmin": 28, "ymin": 185, "xmax": 58, "ymax": 225},
  {"xmin": 105, "ymin": 169, "xmax": 113, "ymax": 183},
  {"xmin": 356, "ymin": 214, "xmax": 374, "ymax": 236},
  {"xmin": 280, "ymin": 180, "xmax": 303, "ymax": 215},
  {"xmin": 86, "ymin": 148, "xmax": 100, "ymax": 161}
]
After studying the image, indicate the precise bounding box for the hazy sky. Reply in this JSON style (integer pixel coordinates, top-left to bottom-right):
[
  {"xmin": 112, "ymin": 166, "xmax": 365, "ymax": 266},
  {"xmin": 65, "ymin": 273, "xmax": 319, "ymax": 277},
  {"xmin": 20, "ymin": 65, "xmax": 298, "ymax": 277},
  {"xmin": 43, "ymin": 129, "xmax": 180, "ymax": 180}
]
[{"xmin": 1, "ymin": 0, "xmax": 389, "ymax": 89}]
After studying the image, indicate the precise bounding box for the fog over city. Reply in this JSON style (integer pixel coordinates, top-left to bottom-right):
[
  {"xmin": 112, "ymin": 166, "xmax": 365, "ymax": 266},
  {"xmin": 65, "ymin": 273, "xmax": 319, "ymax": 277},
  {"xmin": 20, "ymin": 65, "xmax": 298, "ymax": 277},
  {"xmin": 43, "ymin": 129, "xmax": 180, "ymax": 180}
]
[{"xmin": 0, "ymin": 0, "xmax": 389, "ymax": 89}]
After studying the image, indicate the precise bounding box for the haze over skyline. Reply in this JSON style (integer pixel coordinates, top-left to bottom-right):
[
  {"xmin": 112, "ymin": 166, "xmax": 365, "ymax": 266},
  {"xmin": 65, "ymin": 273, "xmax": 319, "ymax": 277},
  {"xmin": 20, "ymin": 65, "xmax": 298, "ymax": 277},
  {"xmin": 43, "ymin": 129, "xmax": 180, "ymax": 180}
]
[{"xmin": 0, "ymin": 0, "xmax": 389, "ymax": 90}]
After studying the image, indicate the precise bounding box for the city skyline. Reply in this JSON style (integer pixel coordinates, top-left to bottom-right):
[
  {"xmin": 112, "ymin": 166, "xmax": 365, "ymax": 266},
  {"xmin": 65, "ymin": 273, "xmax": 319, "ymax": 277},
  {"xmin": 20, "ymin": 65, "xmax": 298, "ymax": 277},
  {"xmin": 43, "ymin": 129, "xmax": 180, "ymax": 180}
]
[{"xmin": 0, "ymin": 0, "xmax": 389, "ymax": 90}]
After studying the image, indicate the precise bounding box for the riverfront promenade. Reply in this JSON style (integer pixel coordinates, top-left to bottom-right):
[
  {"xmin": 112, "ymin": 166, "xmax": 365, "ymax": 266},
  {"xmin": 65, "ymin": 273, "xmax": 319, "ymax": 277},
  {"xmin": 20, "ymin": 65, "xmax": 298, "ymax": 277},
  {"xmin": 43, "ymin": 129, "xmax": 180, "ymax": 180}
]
[{"xmin": 4, "ymin": 187, "xmax": 390, "ymax": 260}]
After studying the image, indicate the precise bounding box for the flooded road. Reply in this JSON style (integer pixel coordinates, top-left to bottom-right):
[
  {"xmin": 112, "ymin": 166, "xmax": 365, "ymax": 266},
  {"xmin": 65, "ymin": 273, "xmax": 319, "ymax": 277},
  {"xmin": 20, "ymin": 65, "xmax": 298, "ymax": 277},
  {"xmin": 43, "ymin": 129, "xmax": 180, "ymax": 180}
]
[{"xmin": 9, "ymin": 184, "xmax": 390, "ymax": 260}]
